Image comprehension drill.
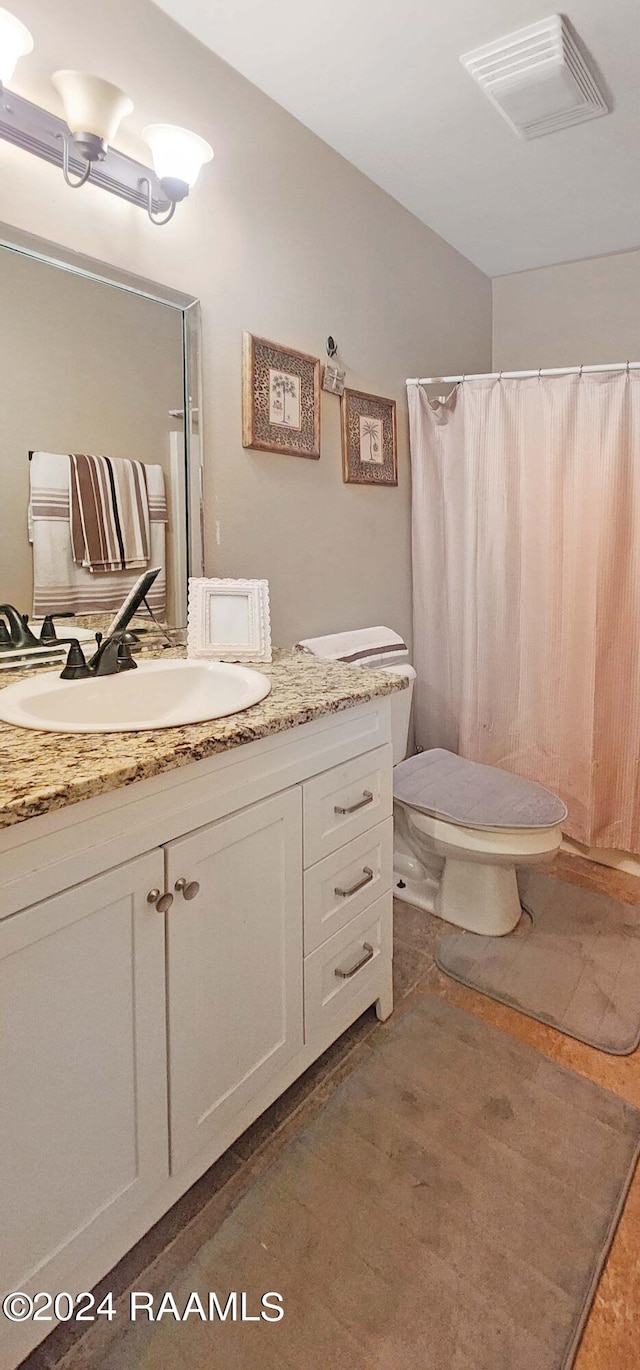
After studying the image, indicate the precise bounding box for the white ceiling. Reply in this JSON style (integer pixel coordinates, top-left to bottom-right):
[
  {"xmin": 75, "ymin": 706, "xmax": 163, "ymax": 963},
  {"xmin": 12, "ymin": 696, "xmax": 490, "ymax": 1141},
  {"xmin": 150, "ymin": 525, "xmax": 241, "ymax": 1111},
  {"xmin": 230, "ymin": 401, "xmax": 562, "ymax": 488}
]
[{"xmin": 152, "ymin": 0, "xmax": 640, "ymax": 277}]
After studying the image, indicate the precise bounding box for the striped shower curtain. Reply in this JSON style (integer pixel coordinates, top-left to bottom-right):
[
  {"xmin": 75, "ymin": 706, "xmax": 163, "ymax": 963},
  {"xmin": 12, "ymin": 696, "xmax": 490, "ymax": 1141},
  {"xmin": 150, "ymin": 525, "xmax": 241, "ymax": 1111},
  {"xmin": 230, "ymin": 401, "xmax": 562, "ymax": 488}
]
[{"xmin": 408, "ymin": 371, "xmax": 640, "ymax": 854}]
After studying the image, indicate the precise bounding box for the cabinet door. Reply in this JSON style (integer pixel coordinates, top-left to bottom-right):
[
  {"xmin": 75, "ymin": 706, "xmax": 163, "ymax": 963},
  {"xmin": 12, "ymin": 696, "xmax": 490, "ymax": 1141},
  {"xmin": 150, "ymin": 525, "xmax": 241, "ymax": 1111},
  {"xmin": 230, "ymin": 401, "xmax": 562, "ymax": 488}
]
[
  {"xmin": 165, "ymin": 789, "xmax": 303, "ymax": 1173},
  {"xmin": 0, "ymin": 852, "xmax": 168, "ymax": 1314}
]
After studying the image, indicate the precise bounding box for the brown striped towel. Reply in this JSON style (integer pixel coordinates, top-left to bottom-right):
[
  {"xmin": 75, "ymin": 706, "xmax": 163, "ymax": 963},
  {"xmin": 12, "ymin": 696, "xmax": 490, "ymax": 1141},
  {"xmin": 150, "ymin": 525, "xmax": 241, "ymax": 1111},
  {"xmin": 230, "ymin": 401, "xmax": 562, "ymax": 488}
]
[
  {"xmin": 29, "ymin": 452, "xmax": 168, "ymax": 618},
  {"xmin": 70, "ymin": 453, "xmax": 151, "ymax": 573}
]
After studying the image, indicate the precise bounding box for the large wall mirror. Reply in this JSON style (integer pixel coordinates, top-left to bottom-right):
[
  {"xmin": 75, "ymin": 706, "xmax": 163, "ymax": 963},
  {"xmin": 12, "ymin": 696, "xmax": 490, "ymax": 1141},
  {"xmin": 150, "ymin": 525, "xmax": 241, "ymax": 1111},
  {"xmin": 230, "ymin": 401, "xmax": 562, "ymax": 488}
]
[{"xmin": 0, "ymin": 224, "xmax": 203, "ymax": 645}]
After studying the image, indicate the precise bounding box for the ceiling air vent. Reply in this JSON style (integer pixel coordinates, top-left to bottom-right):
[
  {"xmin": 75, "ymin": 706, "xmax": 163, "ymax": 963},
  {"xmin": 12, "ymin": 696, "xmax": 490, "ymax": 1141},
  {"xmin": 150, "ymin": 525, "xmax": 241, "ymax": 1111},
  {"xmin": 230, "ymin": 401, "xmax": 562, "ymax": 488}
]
[{"xmin": 460, "ymin": 14, "xmax": 608, "ymax": 139}]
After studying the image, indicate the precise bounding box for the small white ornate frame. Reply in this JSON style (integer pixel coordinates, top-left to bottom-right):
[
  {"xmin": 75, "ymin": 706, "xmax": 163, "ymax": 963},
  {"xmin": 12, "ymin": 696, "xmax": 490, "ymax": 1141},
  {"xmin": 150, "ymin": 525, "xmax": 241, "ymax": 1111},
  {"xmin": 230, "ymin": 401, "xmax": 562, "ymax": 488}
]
[{"xmin": 187, "ymin": 578, "xmax": 272, "ymax": 663}]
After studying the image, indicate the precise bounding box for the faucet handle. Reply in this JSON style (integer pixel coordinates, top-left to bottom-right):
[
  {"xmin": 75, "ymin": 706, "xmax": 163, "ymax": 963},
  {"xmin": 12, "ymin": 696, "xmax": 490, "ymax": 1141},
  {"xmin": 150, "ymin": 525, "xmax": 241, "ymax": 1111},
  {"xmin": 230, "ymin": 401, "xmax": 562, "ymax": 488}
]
[
  {"xmin": 39, "ymin": 612, "xmax": 74, "ymax": 644},
  {"xmin": 90, "ymin": 630, "xmax": 137, "ymax": 677},
  {"xmin": 116, "ymin": 638, "xmax": 137, "ymax": 672},
  {"xmin": 0, "ymin": 619, "xmax": 12, "ymax": 653},
  {"xmin": 60, "ymin": 640, "xmax": 91, "ymax": 680},
  {"xmin": 0, "ymin": 606, "xmax": 40, "ymax": 649}
]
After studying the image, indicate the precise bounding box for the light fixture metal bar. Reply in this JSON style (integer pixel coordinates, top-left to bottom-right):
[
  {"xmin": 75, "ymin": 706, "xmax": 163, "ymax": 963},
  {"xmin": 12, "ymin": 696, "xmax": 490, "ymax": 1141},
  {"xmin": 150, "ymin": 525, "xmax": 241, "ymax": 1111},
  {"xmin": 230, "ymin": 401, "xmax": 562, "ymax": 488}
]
[{"xmin": 0, "ymin": 86, "xmax": 171, "ymax": 214}]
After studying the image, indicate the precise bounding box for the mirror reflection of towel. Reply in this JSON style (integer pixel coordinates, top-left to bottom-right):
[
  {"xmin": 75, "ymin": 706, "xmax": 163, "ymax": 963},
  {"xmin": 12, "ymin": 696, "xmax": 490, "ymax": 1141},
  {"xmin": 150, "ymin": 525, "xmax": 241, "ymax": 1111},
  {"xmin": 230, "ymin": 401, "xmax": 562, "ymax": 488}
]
[
  {"xmin": 29, "ymin": 451, "xmax": 168, "ymax": 617},
  {"xmin": 69, "ymin": 452, "xmax": 150, "ymax": 573}
]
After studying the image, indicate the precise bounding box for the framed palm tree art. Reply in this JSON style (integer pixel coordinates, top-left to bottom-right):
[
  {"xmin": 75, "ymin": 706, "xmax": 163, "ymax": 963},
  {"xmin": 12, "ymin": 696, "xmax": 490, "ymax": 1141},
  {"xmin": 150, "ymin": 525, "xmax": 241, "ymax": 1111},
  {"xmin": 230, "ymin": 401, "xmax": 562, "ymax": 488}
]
[
  {"xmin": 242, "ymin": 333, "xmax": 321, "ymax": 458},
  {"xmin": 341, "ymin": 387, "xmax": 398, "ymax": 485}
]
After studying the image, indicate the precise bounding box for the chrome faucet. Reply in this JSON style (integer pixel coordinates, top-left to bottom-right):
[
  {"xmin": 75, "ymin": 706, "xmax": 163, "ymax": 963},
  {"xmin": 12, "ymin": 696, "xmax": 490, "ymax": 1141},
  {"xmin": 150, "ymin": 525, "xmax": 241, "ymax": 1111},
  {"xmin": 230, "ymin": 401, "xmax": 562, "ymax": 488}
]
[
  {"xmin": 59, "ymin": 567, "xmax": 160, "ymax": 681},
  {"xmin": 0, "ymin": 606, "xmax": 79, "ymax": 655},
  {"xmin": 0, "ymin": 605, "xmax": 40, "ymax": 651},
  {"xmin": 60, "ymin": 632, "xmax": 138, "ymax": 680}
]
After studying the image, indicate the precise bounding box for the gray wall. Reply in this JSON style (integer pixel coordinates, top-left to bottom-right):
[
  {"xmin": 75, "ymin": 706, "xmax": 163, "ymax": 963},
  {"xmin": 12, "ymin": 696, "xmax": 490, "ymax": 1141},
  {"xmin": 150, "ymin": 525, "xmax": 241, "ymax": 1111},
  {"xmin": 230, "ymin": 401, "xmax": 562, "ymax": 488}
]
[
  {"xmin": 1, "ymin": 0, "xmax": 493, "ymax": 647},
  {"xmin": 493, "ymin": 249, "xmax": 640, "ymax": 370}
]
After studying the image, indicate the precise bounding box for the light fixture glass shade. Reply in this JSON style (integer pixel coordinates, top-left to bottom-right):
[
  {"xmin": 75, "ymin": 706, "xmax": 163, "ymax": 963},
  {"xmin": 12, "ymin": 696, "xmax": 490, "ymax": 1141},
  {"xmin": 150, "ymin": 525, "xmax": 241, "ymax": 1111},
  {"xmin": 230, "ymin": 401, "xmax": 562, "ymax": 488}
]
[
  {"xmin": 142, "ymin": 124, "xmax": 213, "ymax": 189},
  {"xmin": 51, "ymin": 70, "xmax": 133, "ymax": 142},
  {"xmin": 0, "ymin": 6, "xmax": 33, "ymax": 84}
]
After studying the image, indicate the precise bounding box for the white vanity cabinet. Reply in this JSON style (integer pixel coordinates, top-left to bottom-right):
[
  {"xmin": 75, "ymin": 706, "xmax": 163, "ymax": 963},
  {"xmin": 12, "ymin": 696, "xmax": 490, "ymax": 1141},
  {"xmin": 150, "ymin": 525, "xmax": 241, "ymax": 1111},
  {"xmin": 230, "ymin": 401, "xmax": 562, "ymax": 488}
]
[
  {"xmin": 0, "ymin": 697, "xmax": 394, "ymax": 1370},
  {"xmin": 165, "ymin": 789, "xmax": 304, "ymax": 1173},
  {"xmin": 0, "ymin": 852, "xmax": 169, "ymax": 1369}
]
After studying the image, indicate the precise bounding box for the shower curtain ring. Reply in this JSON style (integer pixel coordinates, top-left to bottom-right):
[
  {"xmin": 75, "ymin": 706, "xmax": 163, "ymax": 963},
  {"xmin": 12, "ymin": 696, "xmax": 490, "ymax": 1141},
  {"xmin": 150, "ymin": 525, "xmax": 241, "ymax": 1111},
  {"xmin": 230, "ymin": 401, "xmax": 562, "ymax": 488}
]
[
  {"xmin": 537, "ymin": 367, "xmax": 542, "ymax": 381},
  {"xmin": 498, "ymin": 370, "xmax": 503, "ymax": 382},
  {"xmin": 626, "ymin": 361, "xmax": 631, "ymax": 375},
  {"xmin": 579, "ymin": 364, "xmax": 583, "ymax": 378}
]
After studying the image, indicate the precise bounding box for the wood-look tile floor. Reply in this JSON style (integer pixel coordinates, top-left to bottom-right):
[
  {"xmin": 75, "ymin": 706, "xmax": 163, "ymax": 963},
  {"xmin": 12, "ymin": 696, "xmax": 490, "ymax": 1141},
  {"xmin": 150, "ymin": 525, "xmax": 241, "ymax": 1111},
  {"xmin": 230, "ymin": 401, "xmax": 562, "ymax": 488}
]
[{"xmin": 24, "ymin": 848, "xmax": 640, "ymax": 1370}]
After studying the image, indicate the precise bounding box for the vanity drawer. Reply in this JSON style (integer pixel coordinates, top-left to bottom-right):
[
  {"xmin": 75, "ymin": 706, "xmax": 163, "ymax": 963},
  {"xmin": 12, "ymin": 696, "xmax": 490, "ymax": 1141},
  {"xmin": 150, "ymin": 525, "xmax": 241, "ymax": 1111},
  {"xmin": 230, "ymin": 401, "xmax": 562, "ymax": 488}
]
[
  {"xmin": 304, "ymin": 894, "xmax": 392, "ymax": 1040},
  {"xmin": 303, "ymin": 744, "xmax": 393, "ymax": 866},
  {"xmin": 303, "ymin": 818, "xmax": 393, "ymax": 954}
]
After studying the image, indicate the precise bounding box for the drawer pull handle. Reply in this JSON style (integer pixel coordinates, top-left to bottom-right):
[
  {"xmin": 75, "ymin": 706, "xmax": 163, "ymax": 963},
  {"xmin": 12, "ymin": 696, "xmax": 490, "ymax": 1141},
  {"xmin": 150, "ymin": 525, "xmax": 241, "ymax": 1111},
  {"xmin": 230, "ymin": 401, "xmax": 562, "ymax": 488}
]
[
  {"xmin": 334, "ymin": 789, "xmax": 373, "ymax": 816},
  {"xmin": 335, "ymin": 866, "xmax": 374, "ymax": 898},
  {"xmin": 335, "ymin": 942, "xmax": 375, "ymax": 979}
]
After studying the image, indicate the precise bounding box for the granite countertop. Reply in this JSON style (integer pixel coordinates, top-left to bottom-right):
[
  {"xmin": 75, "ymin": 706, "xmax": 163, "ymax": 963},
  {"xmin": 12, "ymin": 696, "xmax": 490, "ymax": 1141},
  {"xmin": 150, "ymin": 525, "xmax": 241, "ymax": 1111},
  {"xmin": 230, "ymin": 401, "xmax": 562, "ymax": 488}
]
[{"xmin": 0, "ymin": 648, "xmax": 408, "ymax": 830}]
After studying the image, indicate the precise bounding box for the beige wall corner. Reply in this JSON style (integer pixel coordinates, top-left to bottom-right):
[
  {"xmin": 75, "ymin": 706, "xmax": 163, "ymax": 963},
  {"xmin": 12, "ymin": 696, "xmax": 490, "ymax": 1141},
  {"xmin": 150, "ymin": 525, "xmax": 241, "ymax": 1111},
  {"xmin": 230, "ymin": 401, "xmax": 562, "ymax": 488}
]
[{"xmin": 493, "ymin": 249, "xmax": 640, "ymax": 371}]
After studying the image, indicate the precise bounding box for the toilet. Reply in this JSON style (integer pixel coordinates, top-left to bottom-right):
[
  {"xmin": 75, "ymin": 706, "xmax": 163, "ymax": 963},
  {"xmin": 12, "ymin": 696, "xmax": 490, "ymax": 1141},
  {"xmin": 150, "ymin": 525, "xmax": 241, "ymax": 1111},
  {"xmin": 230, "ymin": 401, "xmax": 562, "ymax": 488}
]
[
  {"xmin": 392, "ymin": 747, "xmax": 567, "ymax": 935},
  {"xmin": 299, "ymin": 628, "xmax": 567, "ymax": 936}
]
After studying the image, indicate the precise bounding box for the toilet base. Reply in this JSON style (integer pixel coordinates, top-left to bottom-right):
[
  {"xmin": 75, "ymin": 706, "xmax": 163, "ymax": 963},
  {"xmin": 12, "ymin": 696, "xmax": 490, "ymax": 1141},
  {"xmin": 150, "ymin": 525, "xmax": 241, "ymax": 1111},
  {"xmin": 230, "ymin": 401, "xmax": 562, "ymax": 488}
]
[
  {"xmin": 393, "ymin": 848, "xmax": 523, "ymax": 936},
  {"xmin": 393, "ymin": 843, "xmax": 441, "ymax": 914},
  {"xmin": 394, "ymin": 871, "xmax": 440, "ymax": 914},
  {"xmin": 436, "ymin": 857, "xmax": 522, "ymax": 935}
]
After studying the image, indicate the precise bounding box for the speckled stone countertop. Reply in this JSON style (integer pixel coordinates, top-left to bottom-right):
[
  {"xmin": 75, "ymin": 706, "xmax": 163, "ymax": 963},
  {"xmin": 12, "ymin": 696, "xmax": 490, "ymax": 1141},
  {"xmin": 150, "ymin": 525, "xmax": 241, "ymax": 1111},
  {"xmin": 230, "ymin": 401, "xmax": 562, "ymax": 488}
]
[{"xmin": 0, "ymin": 648, "xmax": 408, "ymax": 830}]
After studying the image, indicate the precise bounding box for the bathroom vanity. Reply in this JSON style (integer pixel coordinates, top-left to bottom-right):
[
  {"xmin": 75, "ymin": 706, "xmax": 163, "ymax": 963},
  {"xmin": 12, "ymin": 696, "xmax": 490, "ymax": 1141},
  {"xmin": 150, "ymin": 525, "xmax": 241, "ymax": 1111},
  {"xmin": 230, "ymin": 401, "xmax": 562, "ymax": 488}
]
[{"xmin": 0, "ymin": 650, "xmax": 404, "ymax": 1369}]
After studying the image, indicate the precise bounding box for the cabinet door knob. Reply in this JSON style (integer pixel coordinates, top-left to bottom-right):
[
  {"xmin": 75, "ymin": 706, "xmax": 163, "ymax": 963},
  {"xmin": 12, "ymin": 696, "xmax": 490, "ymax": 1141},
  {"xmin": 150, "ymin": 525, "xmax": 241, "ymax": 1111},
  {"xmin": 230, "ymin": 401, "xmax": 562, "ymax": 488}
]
[
  {"xmin": 147, "ymin": 888, "xmax": 161, "ymax": 904},
  {"xmin": 175, "ymin": 877, "xmax": 200, "ymax": 900},
  {"xmin": 155, "ymin": 891, "xmax": 174, "ymax": 913}
]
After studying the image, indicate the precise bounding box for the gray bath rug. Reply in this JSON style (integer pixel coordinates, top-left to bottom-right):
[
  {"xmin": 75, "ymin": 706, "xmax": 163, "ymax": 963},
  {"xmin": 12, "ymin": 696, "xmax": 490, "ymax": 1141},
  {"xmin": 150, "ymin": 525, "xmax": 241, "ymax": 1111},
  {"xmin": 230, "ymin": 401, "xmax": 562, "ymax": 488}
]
[
  {"xmin": 70, "ymin": 998, "xmax": 640, "ymax": 1370},
  {"xmin": 435, "ymin": 869, "xmax": 640, "ymax": 1054}
]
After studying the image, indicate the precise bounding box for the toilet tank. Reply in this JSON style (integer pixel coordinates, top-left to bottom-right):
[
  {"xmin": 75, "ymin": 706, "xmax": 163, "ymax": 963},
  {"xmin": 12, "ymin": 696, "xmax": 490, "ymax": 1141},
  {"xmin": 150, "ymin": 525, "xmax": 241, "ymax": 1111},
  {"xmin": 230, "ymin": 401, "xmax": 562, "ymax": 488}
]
[
  {"xmin": 381, "ymin": 664, "xmax": 416, "ymax": 764},
  {"xmin": 295, "ymin": 626, "xmax": 415, "ymax": 764}
]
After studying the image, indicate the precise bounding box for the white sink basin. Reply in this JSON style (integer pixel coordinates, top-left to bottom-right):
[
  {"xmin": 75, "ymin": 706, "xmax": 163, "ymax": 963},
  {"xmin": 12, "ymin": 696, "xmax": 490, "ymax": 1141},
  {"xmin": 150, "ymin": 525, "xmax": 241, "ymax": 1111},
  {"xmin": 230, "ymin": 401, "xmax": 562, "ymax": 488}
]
[{"xmin": 0, "ymin": 659, "xmax": 271, "ymax": 733}]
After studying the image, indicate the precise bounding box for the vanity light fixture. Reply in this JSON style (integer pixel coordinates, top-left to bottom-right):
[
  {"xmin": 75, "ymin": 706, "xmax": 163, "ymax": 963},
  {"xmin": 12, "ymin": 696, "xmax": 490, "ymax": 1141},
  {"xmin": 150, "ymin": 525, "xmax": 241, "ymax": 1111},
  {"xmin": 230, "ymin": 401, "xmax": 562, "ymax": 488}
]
[
  {"xmin": 141, "ymin": 124, "xmax": 213, "ymax": 225},
  {"xmin": 0, "ymin": 8, "xmax": 212, "ymax": 223},
  {"xmin": 51, "ymin": 70, "xmax": 133, "ymax": 187},
  {"xmin": 0, "ymin": 4, "xmax": 32, "ymax": 85}
]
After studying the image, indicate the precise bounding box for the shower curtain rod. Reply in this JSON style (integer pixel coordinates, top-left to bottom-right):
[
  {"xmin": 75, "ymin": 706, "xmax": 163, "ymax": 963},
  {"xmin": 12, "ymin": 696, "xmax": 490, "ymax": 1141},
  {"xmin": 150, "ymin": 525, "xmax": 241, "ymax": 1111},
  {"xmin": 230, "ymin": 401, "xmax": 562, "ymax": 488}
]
[{"xmin": 406, "ymin": 362, "xmax": 640, "ymax": 386}]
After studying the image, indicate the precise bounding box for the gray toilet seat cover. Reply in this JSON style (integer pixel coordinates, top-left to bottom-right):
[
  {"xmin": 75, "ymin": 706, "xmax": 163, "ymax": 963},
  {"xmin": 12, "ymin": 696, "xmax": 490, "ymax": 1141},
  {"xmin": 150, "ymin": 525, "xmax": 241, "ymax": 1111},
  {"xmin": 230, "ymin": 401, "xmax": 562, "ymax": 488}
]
[{"xmin": 393, "ymin": 749, "xmax": 568, "ymax": 830}]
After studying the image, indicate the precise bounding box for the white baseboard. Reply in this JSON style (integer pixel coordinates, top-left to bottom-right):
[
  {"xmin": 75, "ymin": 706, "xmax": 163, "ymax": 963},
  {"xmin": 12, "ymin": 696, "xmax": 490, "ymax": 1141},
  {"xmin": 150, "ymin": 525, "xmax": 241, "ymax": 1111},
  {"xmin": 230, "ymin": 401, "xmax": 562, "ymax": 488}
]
[{"xmin": 561, "ymin": 836, "xmax": 640, "ymax": 879}]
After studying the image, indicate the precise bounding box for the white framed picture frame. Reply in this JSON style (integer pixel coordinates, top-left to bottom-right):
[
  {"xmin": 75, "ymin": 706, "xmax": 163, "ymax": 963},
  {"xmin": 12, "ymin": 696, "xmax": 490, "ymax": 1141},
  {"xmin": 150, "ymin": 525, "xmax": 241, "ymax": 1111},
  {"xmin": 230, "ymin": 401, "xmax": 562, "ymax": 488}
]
[{"xmin": 187, "ymin": 578, "xmax": 272, "ymax": 663}]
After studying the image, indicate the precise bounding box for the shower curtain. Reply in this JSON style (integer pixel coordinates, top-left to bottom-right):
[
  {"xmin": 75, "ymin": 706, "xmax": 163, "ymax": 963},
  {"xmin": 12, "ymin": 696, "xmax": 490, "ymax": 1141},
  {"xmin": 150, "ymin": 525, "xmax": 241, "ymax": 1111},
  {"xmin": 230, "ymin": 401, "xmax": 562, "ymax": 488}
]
[{"xmin": 408, "ymin": 370, "xmax": 640, "ymax": 854}]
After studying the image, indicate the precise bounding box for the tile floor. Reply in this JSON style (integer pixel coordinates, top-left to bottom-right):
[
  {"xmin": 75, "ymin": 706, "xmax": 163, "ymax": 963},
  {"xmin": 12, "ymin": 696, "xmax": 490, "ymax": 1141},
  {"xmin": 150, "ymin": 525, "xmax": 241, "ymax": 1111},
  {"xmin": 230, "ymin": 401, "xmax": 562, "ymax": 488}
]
[{"xmin": 22, "ymin": 848, "xmax": 640, "ymax": 1370}]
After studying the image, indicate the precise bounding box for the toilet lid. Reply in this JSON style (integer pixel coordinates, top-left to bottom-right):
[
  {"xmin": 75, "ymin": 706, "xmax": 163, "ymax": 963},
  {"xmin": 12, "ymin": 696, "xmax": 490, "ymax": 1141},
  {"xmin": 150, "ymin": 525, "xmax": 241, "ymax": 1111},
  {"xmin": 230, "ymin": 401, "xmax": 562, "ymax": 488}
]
[{"xmin": 393, "ymin": 749, "xmax": 567, "ymax": 830}]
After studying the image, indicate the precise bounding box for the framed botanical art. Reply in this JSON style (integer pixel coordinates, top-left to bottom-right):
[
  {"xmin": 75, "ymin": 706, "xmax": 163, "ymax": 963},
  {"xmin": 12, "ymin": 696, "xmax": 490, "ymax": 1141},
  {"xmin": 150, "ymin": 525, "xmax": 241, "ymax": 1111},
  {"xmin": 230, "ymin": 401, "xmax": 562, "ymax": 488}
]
[
  {"xmin": 242, "ymin": 333, "xmax": 321, "ymax": 459},
  {"xmin": 341, "ymin": 387, "xmax": 398, "ymax": 486}
]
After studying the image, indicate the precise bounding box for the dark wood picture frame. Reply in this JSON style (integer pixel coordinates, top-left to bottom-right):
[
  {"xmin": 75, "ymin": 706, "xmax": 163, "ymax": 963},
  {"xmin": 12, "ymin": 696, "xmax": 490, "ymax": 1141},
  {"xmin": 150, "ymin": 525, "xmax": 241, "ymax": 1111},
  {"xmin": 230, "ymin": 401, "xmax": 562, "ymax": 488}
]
[
  {"xmin": 242, "ymin": 333, "xmax": 321, "ymax": 459},
  {"xmin": 341, "ymin": 387, "xmax": 398, "ymax": 486}
]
